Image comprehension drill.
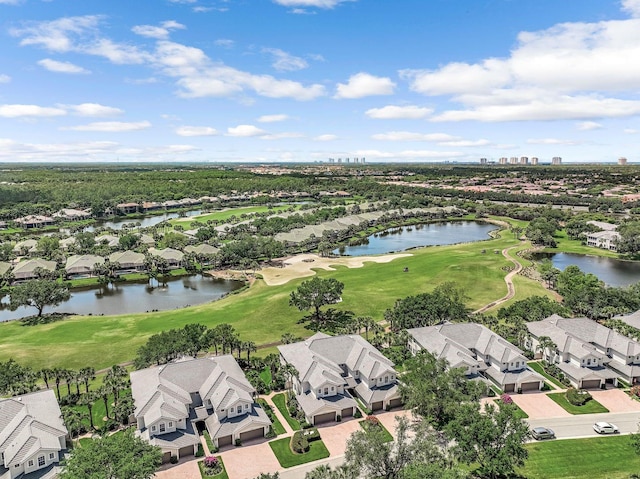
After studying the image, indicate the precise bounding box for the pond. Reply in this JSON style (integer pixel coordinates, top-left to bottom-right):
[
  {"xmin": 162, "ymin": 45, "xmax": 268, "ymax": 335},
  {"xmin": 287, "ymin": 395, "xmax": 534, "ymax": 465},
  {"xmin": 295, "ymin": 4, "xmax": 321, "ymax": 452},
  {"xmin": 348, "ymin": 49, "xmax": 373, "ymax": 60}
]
[
  {"xmin": 0, "ymin": 274, "xmax": 243, "ymax": 322},
  {"xmin": 333, "ymin": 221, "xmax": 499, "ymax": 256},
  {"xmin": 536, "ymin": 252, "xmax": 640, "ymax": 287}
]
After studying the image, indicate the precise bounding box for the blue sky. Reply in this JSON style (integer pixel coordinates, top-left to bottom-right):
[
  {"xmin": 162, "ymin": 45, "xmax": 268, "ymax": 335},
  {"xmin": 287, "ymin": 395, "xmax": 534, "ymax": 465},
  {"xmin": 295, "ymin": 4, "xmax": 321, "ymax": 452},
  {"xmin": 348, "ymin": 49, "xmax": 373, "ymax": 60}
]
[{"xmin": 1, "ymin": 0, "xmax": 639, "ymax": 163}]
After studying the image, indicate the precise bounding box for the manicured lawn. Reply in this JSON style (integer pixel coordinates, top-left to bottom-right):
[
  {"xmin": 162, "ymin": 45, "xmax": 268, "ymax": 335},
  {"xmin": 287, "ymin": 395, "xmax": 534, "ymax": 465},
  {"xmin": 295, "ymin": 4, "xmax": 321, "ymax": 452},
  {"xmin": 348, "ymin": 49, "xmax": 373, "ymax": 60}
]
[
  {"xmin": 203, "ymin": 430, "xmax": 216, "ymax": 453},
  {"xmin": 257, "ymin": 399, "xmax": 286, "ymax": 435},
  {"xmin": 271, "ymin": 393, "xmax": 301, "ymax": 431},
  {"xmin": 528, "ymin": 361, "xmax": 566, "ymax": 389},
  {"xmin": 359, "ymin": 418, "xmax": 393, "ymax": 442},
  {"xmin": 521, "ymin": 434, "xmax": 640, "ymax": 479},
  {"xmin": 0, "ymin": 226, "xmax": 550, "ymax": 370},
  {"xmin": 547, "ymin": 392, "xmax": 609, "ymax": 414},
  {"xmin": 198, "ymin": 457, "xmax": 229, "ymax": 479},
  {"xmin": 268, "ymin": 437, "xmax": 330, "ymax": 468}
]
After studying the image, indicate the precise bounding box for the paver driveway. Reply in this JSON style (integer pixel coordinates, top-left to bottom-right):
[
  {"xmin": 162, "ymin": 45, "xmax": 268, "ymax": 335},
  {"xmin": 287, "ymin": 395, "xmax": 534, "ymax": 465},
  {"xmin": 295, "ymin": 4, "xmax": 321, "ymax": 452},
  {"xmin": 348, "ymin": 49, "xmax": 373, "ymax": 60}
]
[
  {"xmin": 221, "ymin": 441, "xmax": 282, "ymax": 479},
  {"xmin": 590, "ymin": 389, "xmax": 640, "ymax": 413},
  {"xmin": 154, "ymin": 457, "xmax": 200, "ymax": 479},
  {"xmin": 510, "ymin": 392, "xmax": 571, "ymax": 419},
  {"xmin": 316, "ymin": 417, "xmax": 362, "ymax": 456}
]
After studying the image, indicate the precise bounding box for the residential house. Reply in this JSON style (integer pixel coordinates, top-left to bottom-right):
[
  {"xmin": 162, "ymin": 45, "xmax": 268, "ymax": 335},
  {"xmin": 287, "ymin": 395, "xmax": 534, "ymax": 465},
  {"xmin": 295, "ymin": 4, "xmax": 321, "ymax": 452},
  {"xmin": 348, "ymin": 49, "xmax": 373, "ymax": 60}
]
[
  {"xmin": 13, "ymin": 216, "xmax": 55, "ymax": 229},
  {"xmin": 59, "ymin": 237, "xmax": 76, "ymax": 251},
  {"xmin": 278, "ymin": 333, "xmax": 402, "ymax": 426},
  {"xmin": 0, "ymin": 262, "xmax": 11, "ymax": 278},
  {"xmin": 131, "ymin": 356, "xmax": 271, "ymax": 462},
  {"xmin": 12, "ymin": 259, "xmax": 57, "ymax": 281},
  {"xmin": 116, "ymin": 203, "xmax": 139, "ymax": 214},
  {"xmin": 52, "ymin": 209, "xmax": 91, "ymax": 221},
  {"xmin": 184, "ymin": 244, "xmax": 219, "ymax": 258},
  {"xmin": 526, "ymin": 315, "xmax": 640, "ymax": 388},
  {"xmin": 147, "ymin": 248, "xmax": 184, "ymax": 268},
  {"xmin": 12, "ymin": 240, "xmax": 38, "ymax": 256},
  {"xmin": 65, "ymin": 254, "xmax": 105, "ymax": 277},
  {"xmin": 94, "ymin": 234, "xmax": 120, "ymax": 248},
  {"xmin": 0, "ymin": 390, "xmax": 67, "ymax": 479},
  {"xmin": 586, "ymin": 230, "xmax": 620, "ymax": 251},
  {"xmin": 615, "ymin": 310, "xmax": 640, "ymax": 330},
  {"xmin": 408, "ymin": 323, "xmax": 545, "ymax": 393},
  {"xmin": 109, "ymin": 251, "xmax": 145, "ymax": 272}
]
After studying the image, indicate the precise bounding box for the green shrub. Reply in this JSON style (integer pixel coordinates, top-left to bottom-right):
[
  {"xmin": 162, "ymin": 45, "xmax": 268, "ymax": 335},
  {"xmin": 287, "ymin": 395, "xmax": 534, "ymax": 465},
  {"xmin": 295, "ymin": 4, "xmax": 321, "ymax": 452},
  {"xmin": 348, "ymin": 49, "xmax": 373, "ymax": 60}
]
[
  {"xmin": 566, "ymin": 388, "xmax": 592, "ymax": 406},
  {"xmin": 354, "ymin": 409, "xmax": 363, "ymax": 419},
  {"xmin": 290, "ymin": 431, "xmax": 310, "ymax": 453},
  {"xmin": 301, "ymin": 428, "xmax": 320, "ymax": 442},
  {"xmin": 169, "ymin": 456, "xmax": 178, "ymax": 464},
  {"xmin": 265, "ymin": 426, "xmax": 276, "ymax": 439}
]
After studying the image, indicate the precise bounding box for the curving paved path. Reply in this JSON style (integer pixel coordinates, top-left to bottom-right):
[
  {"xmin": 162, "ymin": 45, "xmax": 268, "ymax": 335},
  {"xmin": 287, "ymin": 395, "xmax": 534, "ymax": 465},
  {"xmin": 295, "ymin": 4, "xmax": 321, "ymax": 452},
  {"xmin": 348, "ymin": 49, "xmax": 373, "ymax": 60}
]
[{"xmin": 473, "ymin": 245, "xmax": 523, "ymax": 315}]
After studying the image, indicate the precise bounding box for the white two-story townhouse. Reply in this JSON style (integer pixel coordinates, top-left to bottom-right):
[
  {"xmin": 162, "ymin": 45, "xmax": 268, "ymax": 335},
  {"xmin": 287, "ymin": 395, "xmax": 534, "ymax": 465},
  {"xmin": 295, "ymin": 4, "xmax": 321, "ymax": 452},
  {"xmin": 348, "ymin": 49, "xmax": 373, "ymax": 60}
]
[
  {"xmin": 131, "ymin": 356, "xmax": 271, "ymax": 463},
  {"xmin": 408, "ymin": 323, "xmax": 545, "ymax": 393},
  {"xmin": 526, "ymin": 315, "xmax": 631, "ymax": 389},
  {"xmin": 278, "ymin": 333, "xmax": 402, "ymax": 426},
  {"xmin": 0, "ymin": 390, "xmax": 67, "ymax": 479}
]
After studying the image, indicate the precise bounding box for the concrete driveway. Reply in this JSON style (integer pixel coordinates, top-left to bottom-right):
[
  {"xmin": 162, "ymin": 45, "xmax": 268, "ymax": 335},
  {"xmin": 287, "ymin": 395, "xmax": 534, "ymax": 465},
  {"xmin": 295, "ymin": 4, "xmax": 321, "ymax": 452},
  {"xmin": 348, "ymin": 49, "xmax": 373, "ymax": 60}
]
[
  {"xmin": 510, "ymin": 392, "xmax": 571, "ymax": 419},
  {"xmin": 590, "ymin": 389, "xmax": 640, "ymax": 413},
  {"xmin": 316, "ymin": 417, "xmax": 362, "ymax": 456},
  {"xmin": 221, "ymin": 441, "xmax": 281, "ymax": 479},
  {"xmin": 154, "ymin": 457, "xmax": 200, "ymax": 479}
]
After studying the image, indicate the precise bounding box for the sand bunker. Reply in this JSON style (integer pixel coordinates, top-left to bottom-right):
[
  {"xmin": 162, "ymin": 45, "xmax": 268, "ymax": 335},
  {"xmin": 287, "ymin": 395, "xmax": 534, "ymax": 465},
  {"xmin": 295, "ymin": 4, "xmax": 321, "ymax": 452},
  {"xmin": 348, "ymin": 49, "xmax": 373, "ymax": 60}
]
[{"xmin": 260, "ymin": 253, "xmax": 412, "ymax": 286}]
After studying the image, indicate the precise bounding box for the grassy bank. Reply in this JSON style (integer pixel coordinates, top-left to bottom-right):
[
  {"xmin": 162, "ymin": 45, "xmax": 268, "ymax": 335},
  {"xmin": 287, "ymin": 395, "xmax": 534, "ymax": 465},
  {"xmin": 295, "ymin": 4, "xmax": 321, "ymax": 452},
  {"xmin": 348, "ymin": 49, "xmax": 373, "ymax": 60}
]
[
  {"xmin": 0, "ymin": 231, "xmax": 550, "ymax": 370},
  {"xmin": 521, "ymin": 435, "xmax": 640, "ymax": 479}
]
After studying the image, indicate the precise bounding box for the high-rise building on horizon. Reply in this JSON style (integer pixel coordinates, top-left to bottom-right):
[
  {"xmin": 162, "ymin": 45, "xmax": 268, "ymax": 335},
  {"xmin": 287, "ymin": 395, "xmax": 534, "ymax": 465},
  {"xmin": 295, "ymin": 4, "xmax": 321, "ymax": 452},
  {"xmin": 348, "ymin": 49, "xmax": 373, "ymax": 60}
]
[
  {"xmin": 552, "ymin": 157, "xmax": 562, "ymax": 165},
  {"xmin": 499, "ymin": 157, "xmax": 508, "ymax": 165},
  {"xmin": 480, "ymin": 157, "xmax": 488, "ymax": 165},
  {"xmin": 531, "ymin": 157, "xmax": 539, "ymax": 165},
  {"xmin": 619, "ymin": 157, "xmax": 628, "ymax": 165}
]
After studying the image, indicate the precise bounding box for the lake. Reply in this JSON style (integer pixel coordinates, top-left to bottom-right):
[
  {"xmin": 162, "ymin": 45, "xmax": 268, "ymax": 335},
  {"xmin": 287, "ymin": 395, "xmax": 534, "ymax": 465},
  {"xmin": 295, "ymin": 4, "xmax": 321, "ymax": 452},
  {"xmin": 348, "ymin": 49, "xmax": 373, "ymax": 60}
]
[
  {"xmin": 538, "ymin": 252, "xmax": 640, "ymax": 287},
  {"xmin": 334, "ymin": 221, "xmax": 499, "ymax": 256},
  {"xmin": 0, "ymin": 274, "xmax": 243, "ymax": 322}
]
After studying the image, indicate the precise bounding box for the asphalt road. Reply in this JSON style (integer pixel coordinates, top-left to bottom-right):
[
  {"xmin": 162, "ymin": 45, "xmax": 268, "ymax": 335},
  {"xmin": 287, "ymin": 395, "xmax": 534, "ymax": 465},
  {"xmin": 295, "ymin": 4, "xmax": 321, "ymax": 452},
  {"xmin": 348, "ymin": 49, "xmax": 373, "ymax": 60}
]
[{"xmin": 527, "ymin": 411, "xmax": 640, "ymax": 440}]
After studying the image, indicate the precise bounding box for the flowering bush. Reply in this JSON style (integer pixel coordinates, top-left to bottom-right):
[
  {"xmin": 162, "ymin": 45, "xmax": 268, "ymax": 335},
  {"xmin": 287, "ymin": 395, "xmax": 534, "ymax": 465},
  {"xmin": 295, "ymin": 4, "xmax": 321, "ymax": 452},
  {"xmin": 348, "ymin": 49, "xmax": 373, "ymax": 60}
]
[
  {"xmin": 366, "ymin": 415, "xmax": 380, "ymax": 426},
  {"xmin": 500, "ymin": 393, "xmax": 513, "ymax": 405},
  {"xmin": 631, "ymin": 385, "xmax": 640, "ymax": 398},
  {"xmin": 203, "ymin": 456, "xmax": 222, "ymax": 475}
]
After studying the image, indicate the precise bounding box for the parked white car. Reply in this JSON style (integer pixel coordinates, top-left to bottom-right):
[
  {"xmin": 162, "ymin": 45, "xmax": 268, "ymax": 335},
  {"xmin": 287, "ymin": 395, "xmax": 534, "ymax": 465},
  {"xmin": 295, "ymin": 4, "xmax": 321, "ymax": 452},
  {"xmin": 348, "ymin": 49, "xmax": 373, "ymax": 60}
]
[{"xmin": 593, "ymin": 422, "xmax": 619, "ymax": 434}]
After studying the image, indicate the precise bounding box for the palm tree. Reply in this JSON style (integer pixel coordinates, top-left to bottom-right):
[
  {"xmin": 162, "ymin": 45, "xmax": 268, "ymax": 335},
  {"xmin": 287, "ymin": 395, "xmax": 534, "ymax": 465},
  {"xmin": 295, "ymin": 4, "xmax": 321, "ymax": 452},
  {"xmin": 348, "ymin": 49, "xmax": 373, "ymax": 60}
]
[
  {"xmin": 64, "ymin": 369, "xmax": 76, "ymax": 397},
  {"xmin": 97, "ymin": 385, "xmax": 111, "ymax": 419},
  {"xmin": 79, "ymin": 392, "xmax": 97, "ymax": 431},
  {"xmin": 51, "ymin": 368, "xmax": 65, "ymax": 399},
  {"xmin": 105, "ymin": 365, "xmax": 129, "ymax": 402},
  {"xmin": 62, "ymin": 407, "xmax": 86, "ymax": 444},
  {"xmin": 79, "ymin": 367, "xmax": 96, "ymax": 393},
  {"xmin": 40, "ymin": 368, "xmax": 53, "ymax": 390},
  {"xmin": 244, "ymin": 341, "xmax": 257, "ymax": 361},
  {"xmin": 536, "ymin": 336, "xmax": 558, "ymax": 363}
]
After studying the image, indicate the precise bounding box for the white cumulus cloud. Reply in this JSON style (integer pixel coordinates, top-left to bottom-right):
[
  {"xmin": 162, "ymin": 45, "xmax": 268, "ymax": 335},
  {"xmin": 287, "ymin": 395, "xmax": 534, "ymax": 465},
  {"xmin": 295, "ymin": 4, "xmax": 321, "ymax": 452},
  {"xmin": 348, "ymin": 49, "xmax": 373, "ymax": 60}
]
[
  {"xmin": 273, "ymin": 0, "xmax": 353, "ymax": 8},
  {"xmin": 226, "ymin": 125, "xmax": 267, "ymax": 137},
  {"xmin": 313, "ymin": 134, "xmax": 338, "ymax": 141},
  {"xmin": 132, "ymin": 21, "xmax": 185, "ymax": 40},
  {"xmin": 65, "ymin": 103, "xmax": 124, "ymax": 117},
  {"xmin": 176, "ymin": 126, "xmax": 218, "ymax": 137},
  {"xmin": 263, "ymin": 48, "xmax": 308, "ymax": 71},
  {"xmin": 526, "ymin": 138, "xmax": 581, "ymax": 145},
  {"xmin": 335, "ymin": 72, "xmax": 395, "ymax": 99},
  {"xmin": 576, "ymin": 121, "xmax": 602, "ymax": 131},
  {"xmin": 66, "ymin": 121, "xmax": 151, "ymax": 132},
  {"xmin": 365, "ymin": 105, "xmax": 433, "ymax": 119},
  {"xmin": 258, "ymin": 114, "xmax": 289, "ymax": 123},
  {"xmin": 0, "ymin": 104, "xmax": 66, "ymax": 118},
  {"xmin": 0, "ymin": 74, "xmax": 10, "ymax": 83},
  {"xmin": 38, "ymin": 58, "xmax": 90, "ymax": 74}
]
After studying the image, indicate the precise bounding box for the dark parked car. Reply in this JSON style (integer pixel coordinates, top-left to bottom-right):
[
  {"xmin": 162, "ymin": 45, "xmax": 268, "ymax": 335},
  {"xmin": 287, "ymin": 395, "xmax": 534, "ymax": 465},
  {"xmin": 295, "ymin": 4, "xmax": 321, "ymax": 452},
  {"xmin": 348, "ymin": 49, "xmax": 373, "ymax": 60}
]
[{"xmin": 531, "ymin": 426, "xmax": 556, "ymax": 440}]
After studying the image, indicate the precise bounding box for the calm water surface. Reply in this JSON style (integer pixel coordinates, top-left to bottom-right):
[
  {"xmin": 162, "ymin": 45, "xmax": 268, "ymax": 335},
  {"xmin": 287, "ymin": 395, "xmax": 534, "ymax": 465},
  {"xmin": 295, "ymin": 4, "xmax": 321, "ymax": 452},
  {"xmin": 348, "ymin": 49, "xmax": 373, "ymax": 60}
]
[
  {"xmin": 538, "ymin": 252, "xmax": 640, "ymax": 287},
  {"xmin": 334, "ymin": 221, "xmax": 498, "ymax": 256},
  {"xmin": 0, "ymin": 274, "xmax": 243, "ymax": 322}
]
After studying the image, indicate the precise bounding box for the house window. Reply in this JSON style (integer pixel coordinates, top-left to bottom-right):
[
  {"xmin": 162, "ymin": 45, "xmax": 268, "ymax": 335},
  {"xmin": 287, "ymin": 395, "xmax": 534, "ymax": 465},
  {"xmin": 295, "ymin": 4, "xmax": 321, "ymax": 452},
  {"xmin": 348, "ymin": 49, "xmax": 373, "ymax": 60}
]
[
  {"xmin": 331, "ymin": 386, "xmax": 334, "ymax": 391},
  {"xmin": 169, "ymin": 422, "xmax": 173, "ymax": 428},
  {"xmin": 49, "ymin": 453, "xmax": 54, "ymax": 460},
  {"xmin": 159, "ymin": 423, "xmax": 166, "ymax": 433},
  {"xmin": 324, "ymin": 387, "xmax": 328, "ymax": 395},
  {"xmin": 245, "ymin": 404, "xmax": 249, "ymax": 409},
  {"xmin": 318, "ymin": 389, "xmax": 321, "ymax": 395},
  {"xmin": 238, "ymin": 406, "xmax": 242, "ymax": 413},
  {"xmin": 38, "ymin": 456, "xmax": 45, "ymax": 467},
  {"xmin": 384, "ymin": 376, "xmax": 389, "ymax": 383},
  {"xmin": 151, "ymin": 425, "xmax": 156, "ymax": 431},
  {"xmin": 28, "ymin": 460, "xmax": 34, "ymax": 467},
  {"xmin": 587, "ymin": 359, "xmax": 591, "ymax": 365}
]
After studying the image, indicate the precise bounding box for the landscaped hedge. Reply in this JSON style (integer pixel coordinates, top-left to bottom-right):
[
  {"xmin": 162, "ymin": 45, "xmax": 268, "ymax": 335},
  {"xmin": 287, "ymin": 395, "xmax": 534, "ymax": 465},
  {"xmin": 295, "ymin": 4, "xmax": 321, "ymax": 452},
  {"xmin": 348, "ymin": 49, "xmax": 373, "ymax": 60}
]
[
  {"xmin": 543, "ymin": 362, "xmax": 572, "ymax": 387},
  {"xmin": 566, "ymin": 387, "xmax": 592, "ymax": 406},
  {"xmin": 290, "ymin": 431, "xmax": 310, "ymax": 454}
]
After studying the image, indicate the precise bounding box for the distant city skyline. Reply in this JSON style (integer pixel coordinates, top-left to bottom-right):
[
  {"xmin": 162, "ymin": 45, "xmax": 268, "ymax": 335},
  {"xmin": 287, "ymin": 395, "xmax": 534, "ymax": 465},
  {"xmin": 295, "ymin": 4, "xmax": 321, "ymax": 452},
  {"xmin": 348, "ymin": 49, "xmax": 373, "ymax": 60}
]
[{"xmin": 1, "ymin": 0, "xmax": 640, "ymax": 163}]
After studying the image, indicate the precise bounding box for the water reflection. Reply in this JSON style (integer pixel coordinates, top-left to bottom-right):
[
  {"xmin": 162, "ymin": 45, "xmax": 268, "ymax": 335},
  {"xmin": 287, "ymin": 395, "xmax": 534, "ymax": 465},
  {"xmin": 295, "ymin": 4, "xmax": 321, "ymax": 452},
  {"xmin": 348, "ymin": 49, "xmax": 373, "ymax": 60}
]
[
  {"xmin": 0, "ymin": 274, "xmax": 243, "ymax": 322},
  {"xmin": 535, "ymin": 252, "xmax": 640, "ymax": 287}
]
